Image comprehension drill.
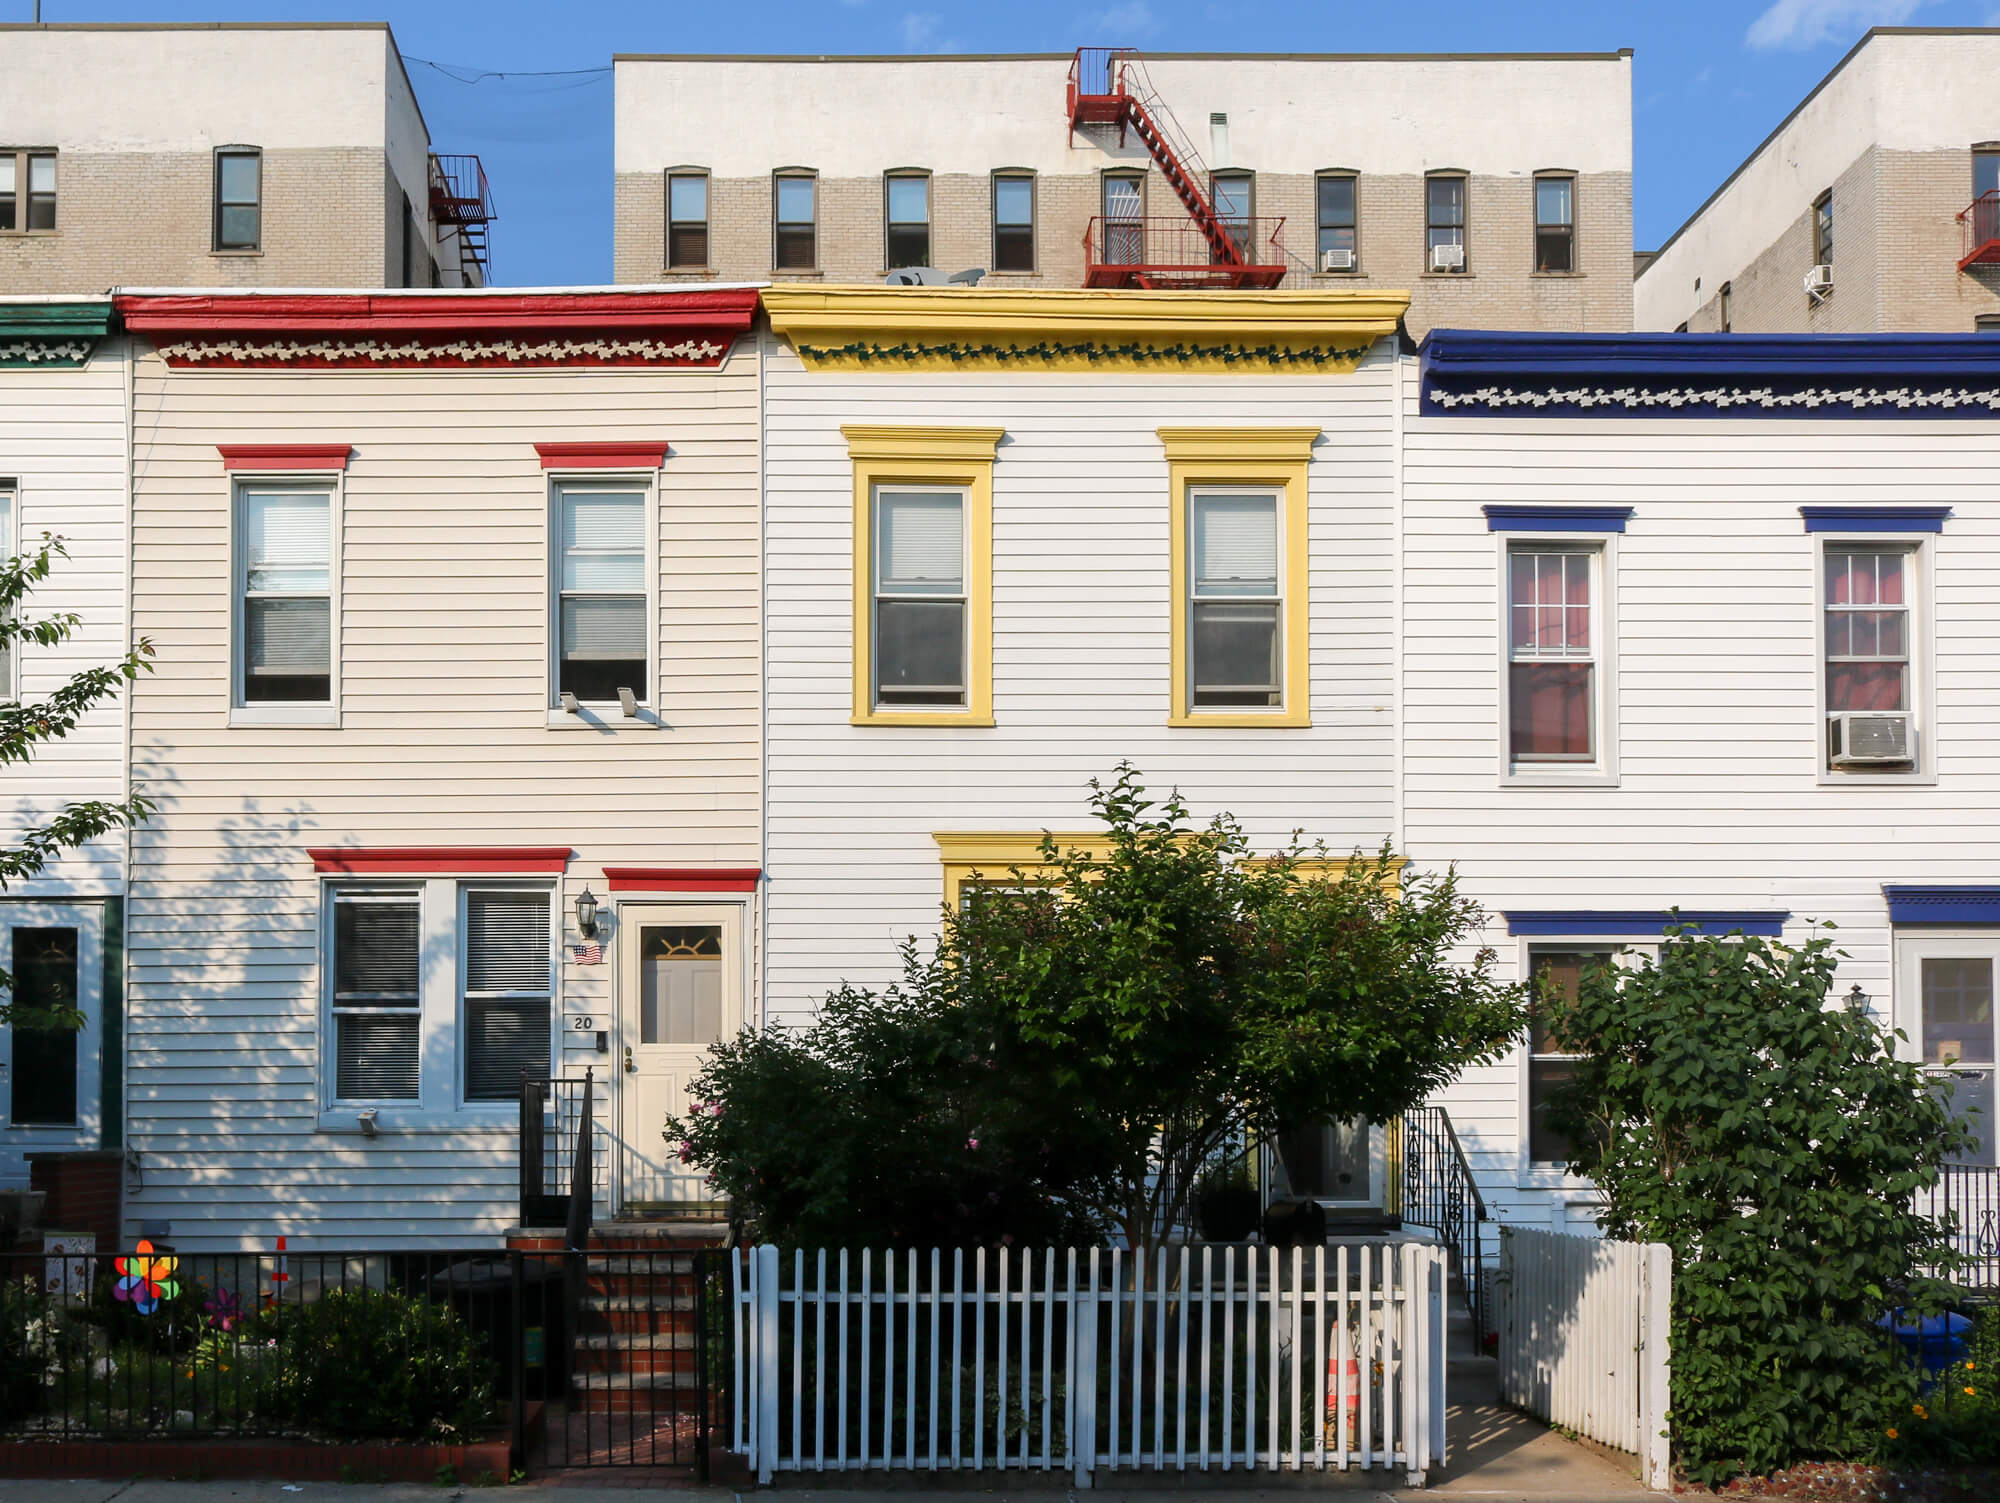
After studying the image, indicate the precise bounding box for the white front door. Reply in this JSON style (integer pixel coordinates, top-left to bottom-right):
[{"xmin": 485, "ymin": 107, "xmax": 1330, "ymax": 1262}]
[
  {"xmin": 615, "ymin": 902, "xmax": 742, "ymax": 1210},
  {"xmin": 1897, "ymin": 934, "xmax": 2000, "ymax": 1166},
  {"xmin": 0, "ymin": 903, "xmax": 105, "ymax": 1157}
]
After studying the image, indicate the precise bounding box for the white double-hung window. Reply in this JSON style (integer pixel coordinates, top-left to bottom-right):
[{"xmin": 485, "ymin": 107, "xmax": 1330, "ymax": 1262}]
[
  {"xmin": 1824, "ymin": 545, "xmax": 1917, "ymax": 772},
  {"xmin": 325, "ymin": 880, "xmax": 556, "ymax": 1114},
  {"xmin": 1189, "ymin": 488, "xmax": 1283, "ymax": 709},
  {"xmin": 871, "ymin": 486, "xmax": 967, "ymax": 709},
  {"xmin": 555, "ymin": 482, "xmax": 650, "ymax": 708},
  {"xmin": 1507, "ymin": 544, "xmax": 1600, "ymax": 767},
  {"xmin": 236, "ymin": 484, "xmax": 333, "ymax": 707},
  {"xmin": 0, "ymin": 480, "xmax": 14, "ymax": 699}
]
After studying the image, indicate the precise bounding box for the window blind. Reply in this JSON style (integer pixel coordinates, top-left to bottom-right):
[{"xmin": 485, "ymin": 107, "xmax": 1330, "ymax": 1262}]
[
  {"xmin": 561, "ymin": 492, "xmax": 645, "ymax": 579},
  {"xmin": 877, "ymin": 491, "xmax": 963, "ymax": 593},
  {"xmin": 246, "ymin": 596, "xmax": 330, "ymax": 675},
  {"xmin": 1193, "ymin": 493, "xmax": 1279, "ymax": 596},
  {"xmin": 0, "ymin": 485, "xmax": 13, "ymax": 697},
  {"xmin": 337, "ymin": 1014, "xmax": 420, "ymax": 1101},
  {"xmin": 466, "ymin": 1001, "xmax": 550, "ymax": 1100},
  {"xmin": 560, "ymin": 597, "xmax": 646, "ymax": 659},
  {"xmin": 334, "ymin": 895, "xmax": 419, "ymax": 999},
  {"xmin": 242, "ymin": 490, "xmax": 329, "ymax": 592},
  {"xmin": 465, "ymin": 890, "xmax": 551, "ymax": 993}
]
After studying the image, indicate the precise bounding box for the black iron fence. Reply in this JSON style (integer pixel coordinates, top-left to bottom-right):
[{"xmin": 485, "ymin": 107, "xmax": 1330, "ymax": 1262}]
[
  {"xmin": 0, "ymin": 1244, "xmax": 726, "ymax": 1473},
  {"xmin": 1918, "ymin": 1164, "xmax": 2000, "ymax": 1294}
]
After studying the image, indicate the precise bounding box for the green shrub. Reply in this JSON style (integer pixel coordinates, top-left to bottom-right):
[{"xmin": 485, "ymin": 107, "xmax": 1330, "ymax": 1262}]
[
  {"xmin": 1889, "ymin": 1307, "xmax": 2000, "ymax": 1466},
  {"xmin": 0, "ymin": 1275, "xmax": 90, "ymax": 1421},
  {"xmin": 254, "ymin": 1287, "xmax": 497, "ymax": 1439},
  {"xmin": 1547, "ymin": 925, "xmax": 1968, "ymax": 1485}
]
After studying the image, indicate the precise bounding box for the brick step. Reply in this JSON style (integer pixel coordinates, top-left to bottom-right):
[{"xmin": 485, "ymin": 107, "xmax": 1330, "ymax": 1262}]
[
  {"xmin": 574, "ymin": 1348, "xmax": 699, "ymax": 1379},
  {"xmin": 576, "ymin": 1307, "xmax": 700, "ymax": 1338},
  {"xmin": 568, "ymin": 1371, "xmax": 706, "ymax": 1411},
  {"xmin": 586, "ymin": 1253, "xmax": 699, "ymax": 1275}
]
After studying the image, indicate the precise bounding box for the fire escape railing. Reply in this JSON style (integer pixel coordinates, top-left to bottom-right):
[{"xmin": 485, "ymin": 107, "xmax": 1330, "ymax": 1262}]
[
  {"xmin": 1959, "ymin": 190, "xmax": 2000, "ymax": 271},
  {"xmin": 1400, "ymin": 1106, "xmax": 1488, "ymax": 1342},
  {"xmin": 429, "ymin": 152, "xmax": 495, "ymax": 285}
]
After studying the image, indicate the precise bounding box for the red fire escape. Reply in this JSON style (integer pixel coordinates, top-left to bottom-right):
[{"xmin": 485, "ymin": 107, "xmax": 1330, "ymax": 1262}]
[
  {"xmin": 429, "ymin": 154, "xmax": 496, "ymax": 286},
  {"xmin": 1068, "ymin": 48, "xmax": 1286, "ymax": 289},
  {"xmin": 1959, "ymin": 190, "xmax": 2000, "ymax": 271}
]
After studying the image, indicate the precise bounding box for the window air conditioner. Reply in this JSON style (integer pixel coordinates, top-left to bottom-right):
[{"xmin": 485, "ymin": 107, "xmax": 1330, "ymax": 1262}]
[
  {"xmin": 1431, "ymin": 243, "xmax": 1465, "ymax": 272},
  {"xmin": 1320, "ymin": 248, "xmax": 1355, "ymax": 273},
  {"xmin": 1804, "ymin": 263, "xmax": 1834, "ymax": 295},
  {"xmin": 1829, "ymin": 711, "xmax": 1911, "ymax": 766}
]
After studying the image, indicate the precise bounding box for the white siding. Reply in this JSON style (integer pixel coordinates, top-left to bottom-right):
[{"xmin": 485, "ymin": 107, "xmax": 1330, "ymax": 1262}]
[
  {"xmin": 125, "ymin": 346, "xmax": 763, "ymax": 1249},
  {"xmin": 1403, "ymin": 360, "xmax": 2000, "ymax": 1231},
  {"xmin": 762, "ymin": 335, "xmax": 1400, "ymax": 1028}
]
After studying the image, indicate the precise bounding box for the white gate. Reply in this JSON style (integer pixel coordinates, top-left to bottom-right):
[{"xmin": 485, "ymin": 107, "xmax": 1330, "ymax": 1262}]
[
  {"xmin": 731, "ymin": 1242, "xmax": 1448, "ymax": 1485},
  {"xmin": 1496, "ymin": 1227, "xmax": 1672, "ymax": 1491}
]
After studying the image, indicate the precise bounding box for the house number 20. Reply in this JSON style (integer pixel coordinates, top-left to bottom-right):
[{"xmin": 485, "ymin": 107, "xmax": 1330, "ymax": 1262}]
[{"xmin": 570, "ymin": 1016, "xmax": 596, "ymax": 1030}]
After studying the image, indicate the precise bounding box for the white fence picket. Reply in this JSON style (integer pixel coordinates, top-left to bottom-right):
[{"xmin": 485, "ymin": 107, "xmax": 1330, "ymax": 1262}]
[
  {"xmin": 730, "ymin": 1240, "xmax": 1445, "ymax": 1484},
  {"xmin": 1498, "ymin": 1227, "xmax": 1673, "ymax": 1491}
]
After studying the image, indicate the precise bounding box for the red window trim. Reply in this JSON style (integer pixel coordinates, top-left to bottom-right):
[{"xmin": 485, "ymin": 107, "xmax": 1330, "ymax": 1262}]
[
  {"xmin": 603, "ymin": 866, "xmax": 761, "ymax": 894},
  {"xmin": 219, "ymin": 444, "xmax": 352, "ymax": 472},
  {"xmin": 308, "ymin": 846, "xmax": 573, "ymax": 875},
  {"xmin": 535, "ymin": 442, "xmax": 669, "ymax": 470}
]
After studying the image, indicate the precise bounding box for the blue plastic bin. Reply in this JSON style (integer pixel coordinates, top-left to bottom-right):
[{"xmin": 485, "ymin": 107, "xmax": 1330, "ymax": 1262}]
[{"xmin": 1877, "ymin": 1310, "xmax": 1973, "ymax": 1380}]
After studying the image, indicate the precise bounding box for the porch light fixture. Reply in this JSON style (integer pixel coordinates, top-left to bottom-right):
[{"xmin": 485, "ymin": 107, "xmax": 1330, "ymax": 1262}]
[
  {"xmin": 1844, "ymin": 982, "xmax": 1871, "ymax": 1017},
  {"xmin": 575, "ymin": 886, "xmax": 600, "ymax": 939}
]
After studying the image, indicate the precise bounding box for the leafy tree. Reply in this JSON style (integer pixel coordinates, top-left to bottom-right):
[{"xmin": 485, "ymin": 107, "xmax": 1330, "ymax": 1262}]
[
  {"xmin": 0, "ymin": 537, "xmax": 154, "ymax": 1028},
  {"xmin": 671, "ymin": 765, "xmax": 1526, "ymax": 1251},
  {"xmin": 1546, "ymin": 926, "xmax": 1970, "ymax": 1485}
]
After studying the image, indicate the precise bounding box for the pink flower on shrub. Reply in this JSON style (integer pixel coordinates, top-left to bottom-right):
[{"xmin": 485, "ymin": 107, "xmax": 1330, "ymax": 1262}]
[{"xmin": 966, "ymin": 1137, "xmax": 979, "ymax": 1150}]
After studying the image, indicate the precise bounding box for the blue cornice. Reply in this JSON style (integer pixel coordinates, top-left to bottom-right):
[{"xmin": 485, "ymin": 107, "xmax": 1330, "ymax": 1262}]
[
  {"xmin": 1800, "ymin": 505, "xmax": 1952, "ymax": 533},
  {"xmin": 1883, "ymin": 885, "xmax": 2000, "ymax": 925},
  {"xmin": 1504, "ymin": 910, "xmax": 1791, "ymax": 938},
  {"xmin": 1484, "ymin": 505, "xmax": 1633, "ymax": 533},
  {"xmin": 1419, "ymin": 330, "xmax": 2000, "ymax": 419}
]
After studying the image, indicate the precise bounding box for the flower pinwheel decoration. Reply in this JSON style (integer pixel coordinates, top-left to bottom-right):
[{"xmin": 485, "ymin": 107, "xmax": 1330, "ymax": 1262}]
[
  {"xmin": 113, "ymin": 1240, "xmax": 180, "ymax": 1316},
  {"xmin": 204, "ymin": 1284, "xmax": 242, "ymax": 1332}
]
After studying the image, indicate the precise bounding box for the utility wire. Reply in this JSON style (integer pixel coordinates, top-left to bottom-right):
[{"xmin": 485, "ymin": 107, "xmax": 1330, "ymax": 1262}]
[{"xmin": 402, "ymin": 53, "xmax": 611, "ymax": 86}]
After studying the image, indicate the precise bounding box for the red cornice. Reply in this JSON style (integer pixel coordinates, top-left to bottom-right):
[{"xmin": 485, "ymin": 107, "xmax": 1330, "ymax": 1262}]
[
  {"xmin": 604, "ymin": 867, "xmax": 762, "ymax": 894},
  {"xmin": 535, "ymin": 442, "xmax": 669, "ymax": 470},
  {"xmin": 309, "ymin": 846, "xmax": 574, "ymax": 875},
  {"xmin": 218, "ymin": 444, "xmax": 352, "ymax": 472},
  {"xmin": 113, "ymin": 289, "xmax": 759, "ymax": 370}
]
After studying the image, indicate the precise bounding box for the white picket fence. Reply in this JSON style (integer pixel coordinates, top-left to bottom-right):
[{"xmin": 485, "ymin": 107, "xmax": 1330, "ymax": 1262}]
[
  {"xmin": 730, "ymin": 1242, "xmax": 1448, "ymax": 1485},
  {"xmin": 1496, "ymin": 1227, "xmax": 1672, "ymax": 1491}
]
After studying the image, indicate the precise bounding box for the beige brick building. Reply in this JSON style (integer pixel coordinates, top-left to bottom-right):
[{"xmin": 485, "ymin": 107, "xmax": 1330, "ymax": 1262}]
[
  {"xmin": 613, "ymin": 50, "xmax": 1634, "ymax": 338},
  {"xmin": 1637, "ymin": 28, "xmax": 2000, "ymax": 333},
  {"xmin": 0, "ymin": 22, "xmax": 490, "ymax": 293}
]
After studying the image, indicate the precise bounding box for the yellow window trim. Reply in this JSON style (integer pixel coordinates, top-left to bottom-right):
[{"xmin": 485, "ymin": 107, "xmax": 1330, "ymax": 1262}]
[
  {"xmin": 1159, "ymin": 426, "xmax": 1320, "ymax": 728},
  {"xmin": 934, "ymin": 830, "xmax": 1401, "ymax": 909},
  {"xmin": 844, "ymin": 425, "xmax": 1004, "ymax": 727}
]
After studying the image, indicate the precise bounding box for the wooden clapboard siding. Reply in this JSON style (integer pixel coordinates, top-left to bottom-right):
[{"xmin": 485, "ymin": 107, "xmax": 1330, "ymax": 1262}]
[
  {"xmin": 124, "ymin": 345, "xmax": 763, "ymax": 1249},
  {"xmin": 761, "ymin": 335, "xmax": 1400, "ymax": 1030},
  {"xmin": 0, "ymin": 349, "xmax": 130, "ymax": 897},
  {"xmin": 1401, "ymin": 358, "xmax": 2000, "ymax": 1233}
]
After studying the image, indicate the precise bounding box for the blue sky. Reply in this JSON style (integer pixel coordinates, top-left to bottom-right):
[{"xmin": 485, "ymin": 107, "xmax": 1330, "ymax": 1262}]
[{"xmin": 23, "ymin": 1, "xmax": 2000, "ymax": 285}]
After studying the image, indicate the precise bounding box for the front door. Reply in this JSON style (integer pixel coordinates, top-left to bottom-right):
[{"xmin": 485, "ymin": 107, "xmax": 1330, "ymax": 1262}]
[
  {"xmin": 615, "ymin": 903, "xmax": 742, "ymax": 1211},
  {"xmin": 0, "ymin": 904, "xmax": 105, "ymax": 1162},
  {"xmin": 1897, "ymin": 935, "xmax": 2000, "ymax": 1167},
  {"xmin": 1275, "ymin": 1118, "xmax": 1382, "ymax": 1207}
]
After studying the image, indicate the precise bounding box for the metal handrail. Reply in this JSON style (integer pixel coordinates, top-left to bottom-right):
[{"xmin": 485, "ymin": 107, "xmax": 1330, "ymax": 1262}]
[
  {"xmin": 565, "ymin": 1065, "xmax": 594, "ymax": 1252},
  {"xmin": 1400, "ymin": 1105, "xmax": 1488, "ymax": 1341}
]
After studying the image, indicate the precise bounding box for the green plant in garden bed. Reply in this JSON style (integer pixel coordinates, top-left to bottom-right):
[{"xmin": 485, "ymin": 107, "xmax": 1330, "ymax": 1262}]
[
  {"xmin": 1546, "ymin": 925, "xmax": 1969, "ymax": 1485},
  {"xmin": 1887, "ymin": 1307, "xmax": 2000, "ymax": 1467}
]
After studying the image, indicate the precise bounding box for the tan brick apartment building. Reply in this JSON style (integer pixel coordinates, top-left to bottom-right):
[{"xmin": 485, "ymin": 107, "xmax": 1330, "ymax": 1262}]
[
  {"xmin": 0, "ymin": 22, "xmax": 491, "ymax": 293},
  {"xmin": 1637, "ymin": 28, "xmax": 2000, "ymax": 333},
  {"xmin": 613, "ymin": 48, "xmax": 1634, "ymax": 337}
]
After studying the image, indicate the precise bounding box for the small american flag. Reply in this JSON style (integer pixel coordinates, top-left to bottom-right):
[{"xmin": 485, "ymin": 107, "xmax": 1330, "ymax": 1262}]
[{"xmin": 572, "ymin": 941, "xmax": 605, "ymax": 965}]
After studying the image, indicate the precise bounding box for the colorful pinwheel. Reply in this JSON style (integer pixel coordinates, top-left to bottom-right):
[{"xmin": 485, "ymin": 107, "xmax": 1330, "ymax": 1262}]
[
  {"xmin": 203, "ymin": 1284, "xmax": 242, "ymax": 1332},
  {"xmin": 113, "ymin": 1240, "xmax": 180, "ymax": 1315}
]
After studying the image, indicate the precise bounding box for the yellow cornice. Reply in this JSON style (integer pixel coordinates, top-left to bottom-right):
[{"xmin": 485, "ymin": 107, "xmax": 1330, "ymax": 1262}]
[
  {"xmin": 1157, "ymin": 426, "xmax": 1323, "ymax": 464},
  {"xmin": 840, "ymin": 424, "xmax": 1006, "ymax": 463},
  {"xmin": 763, "ymin": 285, "xmax": 1410, "ymax": 373}
]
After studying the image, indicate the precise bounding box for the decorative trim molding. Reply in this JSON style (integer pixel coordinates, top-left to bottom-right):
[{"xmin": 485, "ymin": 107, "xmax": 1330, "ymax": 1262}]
[
  {"xmin": 1156, "ymin": 427, "xmax": 1321, "ymax": 465},
  {"xmin": 115, "ymin": 289, "xmax": 758, "ymax": 370},
  {"xmin": 765, "ymin": 285, "xmax": 1406, "ymax": 372},
  {"xmin": 218, "ymin": 444, "xmax": 352, "ymax": 472},
  {"xmin": 535, "ymin": 442, "xmax": 670, "ymax": 470},
  {"xmin": 307, "ymin": 846, "xmax": 573, "ymax": 875},
  {"xmin": 0, "ymin": 339, "xmax": 96, "ymax": 368},
  {"xmin": 1504, "ymin": 909, "xmax": 1791, "ymax": 937},
  {"xmin": 840, "ymin": 426, "xmax": 1005, "ymax": 464},
  {"xmin": 1484, "ymin": 504, "xmax": 1634, "ymax": 533},
  {"xmin": 1800, "ymin": 505, "xmax": 1952, "ymax": 534},
  {"xmin": 1421, "ymin": 329, "xmax": 2000, "ymax": 419},
  {"xmin": 604, "ymin": 866, "xmax": 762, "ymax": 893},
  {"xmin": 1882, "ymin": 885, "xmax": 2000, "ymax": 925}
]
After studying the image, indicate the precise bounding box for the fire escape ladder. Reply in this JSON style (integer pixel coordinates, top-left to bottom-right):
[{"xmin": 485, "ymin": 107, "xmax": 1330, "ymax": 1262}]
[
  {"xmin": 1114, "ymin": 62, "xmax": 1244, "ymax": 268},
  {"xmin": 429, "ymin": 153, "xmax": 496, "ymax": 285}
]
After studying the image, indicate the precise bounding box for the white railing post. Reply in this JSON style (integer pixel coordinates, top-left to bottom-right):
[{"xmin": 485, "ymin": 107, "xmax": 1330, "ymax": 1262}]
[
  {"xmin": 755, "ymin": 1243, "xmax": 781, "ymax": 1484},
  {"xmin": 1639, "ymin": 1241, "xmax": 1673, "ymax": 1492},
  {"xmin": 1072, "ymin": 1249, "xmax": 1098, "ymax": 1488},
  {"xmin": 1429, "ymin": 1244, "xmax": 1448, "ymax": 1469}
]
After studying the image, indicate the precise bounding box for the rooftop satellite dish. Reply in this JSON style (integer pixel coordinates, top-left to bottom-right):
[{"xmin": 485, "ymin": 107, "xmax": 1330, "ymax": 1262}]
[
  {"xmin": 885, "ymin": 266, "xmax": 946, "ymax": 286},
  {"xmin": 947, "ymin": 268, "xmax": 986, "ymax": 285}
]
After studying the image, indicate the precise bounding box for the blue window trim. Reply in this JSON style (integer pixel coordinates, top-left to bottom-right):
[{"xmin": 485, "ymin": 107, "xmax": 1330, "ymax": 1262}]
[
  {"xmin": 1883, "ymin": 885, "xmax": 2000, "ymax": 925},
  {"xmin": 1800, "ymin": 506, "xmax": 1951, "ymax": 533},
  {"xmin": 1483, "ymin": 505, "xmax": 1633, "ymax": 534},
  {"xmin": 1505, "ymin": 910, "xmax": 1790, "ymax": 938}
]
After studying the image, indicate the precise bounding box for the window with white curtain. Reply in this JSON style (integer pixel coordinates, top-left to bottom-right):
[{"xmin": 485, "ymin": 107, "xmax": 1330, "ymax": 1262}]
[
  {"xmin": 871, "ymin": 485, "xmax": 966, "ymax": 708},
  {"xmin": 237, "ymin": 484, "xmax": 332, "ymax": 704},
  {"xmin": 1189, "ymin": 487, "xmax": 1282, "ymax": 708},
  {"xmin": 555, "ymin": 483, "xmax": 648, "ymax": 704},
  {"xmin": 462, "ymin": 888, "xmax": 553, "ymax": 1102},
  {"xmin": 331, "ymin": 890, "xmax": 421, "ymax": 1102}
]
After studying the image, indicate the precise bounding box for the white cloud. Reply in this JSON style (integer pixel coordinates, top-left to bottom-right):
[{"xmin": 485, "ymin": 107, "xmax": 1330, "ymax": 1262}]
[
  {"xmin": 898, "ymin": 12, "xmax": 962, "ymax": 52},
  {"xmin": 1088, "ymin": 1, "xmax": 1161, "ymax": 36},
  {"xmin": 1745, "ymin": 0, "xmax": 1932, "ymax": 51}
]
